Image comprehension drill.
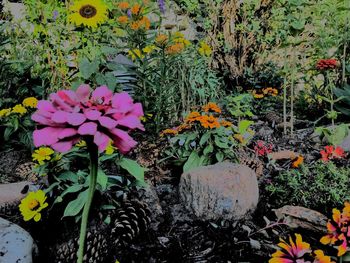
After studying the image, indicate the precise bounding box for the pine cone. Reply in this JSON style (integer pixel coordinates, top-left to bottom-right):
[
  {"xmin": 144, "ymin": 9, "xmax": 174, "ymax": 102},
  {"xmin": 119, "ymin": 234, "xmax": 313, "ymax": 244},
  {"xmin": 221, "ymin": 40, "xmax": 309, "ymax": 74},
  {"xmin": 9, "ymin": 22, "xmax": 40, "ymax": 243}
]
[
  {"xmin": 54, "ymin": 224, "xmax": 109, "ymax": 263},
  {"xmin": 239, "ymin": 156, "xmax": 264, "ymax": 177},
  {"xmin": 15, "ymin": 162, "xmax": 38, "ymax": 183},
  {"xmin": 0, "ymin": 201, "xmax": 20, "ymax": 220},
  {"xmin": 110, "ymin": 200, "xmax": 151, "ymax": 246}
]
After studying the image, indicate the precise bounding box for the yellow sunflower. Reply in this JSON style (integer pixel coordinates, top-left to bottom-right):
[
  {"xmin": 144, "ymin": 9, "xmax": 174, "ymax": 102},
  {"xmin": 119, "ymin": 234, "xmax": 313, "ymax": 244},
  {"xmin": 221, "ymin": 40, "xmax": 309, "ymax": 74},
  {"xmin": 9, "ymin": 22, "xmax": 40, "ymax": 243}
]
[
  {"xmin": 69, "ymin": 0, "xmax": 108, "ymax": 28},
  {"xmin": 19, "ymin": 190, "xmax": 49, "ymax": 222}
]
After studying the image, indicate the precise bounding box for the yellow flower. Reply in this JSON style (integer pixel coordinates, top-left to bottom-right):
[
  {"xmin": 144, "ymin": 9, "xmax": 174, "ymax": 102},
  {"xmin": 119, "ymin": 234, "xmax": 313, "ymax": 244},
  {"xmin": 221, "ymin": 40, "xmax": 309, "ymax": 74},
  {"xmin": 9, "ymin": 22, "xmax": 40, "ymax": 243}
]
[
  {"xmin": 19, "ymin": 190, "xmax": 48, "ymax": 222},
  {"xmin": 117, "ymin": 15, "xmax": 128, "ymax": 24},
  {"xmin": 32, "ymin": 147, "xmax": 55, "ymax": 165},
  {"xmin": 143, "ymin": 45, "xmax": 156, "ymax": 54},
  {"xmin": 12, "ymin": 104, "xmax": 27, "ymax": 115},
  {"xmin": 76, "ymin": 140, "xmax": 87, "ymax": 147},
  {"xmin": 252, "ymin": 89, "xmax": 264, "ymax": 99},
  {"xmin": 0, "ymin": 108, "xmax": 11, "ymax": 118},
  {"xmin": 69, "ymin": 0, "xmax": 108, "ymax": 28},
  {"xmin": 105, "ymin": 140, "xmax": 116, "ymax": 155},
  {"xmin": 128, "ymin": 49, "xmax": 144, "ymax": 60},
  {"xmin": 118, "ymin": 1, "xmax": 129, "ymax": 9},
  {"xmin": 198, "ymin": 41, "xmax": 212, "ymax": 57},
  {"xmin": 22, "ymin": 97, "xmax": 38, "ymax": 108}
]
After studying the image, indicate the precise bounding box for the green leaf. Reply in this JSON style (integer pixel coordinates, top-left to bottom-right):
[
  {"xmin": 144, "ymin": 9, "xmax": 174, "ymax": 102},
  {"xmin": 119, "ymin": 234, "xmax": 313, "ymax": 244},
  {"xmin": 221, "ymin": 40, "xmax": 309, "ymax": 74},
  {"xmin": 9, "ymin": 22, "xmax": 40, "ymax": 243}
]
[
  {"xmin": 183, "ymin": 151, "xmax": 203, "ymax": 172},
  {"xmin": 216, "ymin": 151, "xmax": 224, "ymax": 162},
  {"xmin": 214, "ymin": 136, "xmax": 229, "ymax": 149},
  {"xmin": 238, "ymin": 120, "xmax": 254, "ymax": 134},
  {"xmin": 118, "ymin": 158, "xmax": 147, "ymax": 186},
  {"xmin": 79, "ymin": 57, "xmax": 99, "ymax": 79},
  {"xmin": 203, "ymin": 144, "xmax": 214, "ymax": 155},
  {"xmin": 97, "ymin": 169, "xmax": 108, "ymax": 191},
  {"xmin": 63, "ymin": 189, "xmax": 88, "ymax": 218},
  {"xmin": 55, "ymin": 184, "xmax": 84, "ymax": 204},
  {"xmin": 58, "ymin": 171, "xmax": 79, "ymax": 183},
  {"xmin": 199, "ymin": 132, "xmax": 211, "ymax": 146}
]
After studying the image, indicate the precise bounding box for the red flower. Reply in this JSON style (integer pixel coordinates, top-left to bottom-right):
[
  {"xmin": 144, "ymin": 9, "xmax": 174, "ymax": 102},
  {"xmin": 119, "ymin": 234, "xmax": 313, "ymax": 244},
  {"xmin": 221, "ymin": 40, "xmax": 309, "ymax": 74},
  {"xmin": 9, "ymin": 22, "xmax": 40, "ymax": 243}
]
[
  {"xmin": 316, "ymin": 59, "xmax": 339, "ymax": 70},
  {"xmin": 320, "ymin": 146, "xmax": 346, "ymax": 162},
  {"xmin": 254, "ymin": 140, "xmax": 273, "ymax": 156}
]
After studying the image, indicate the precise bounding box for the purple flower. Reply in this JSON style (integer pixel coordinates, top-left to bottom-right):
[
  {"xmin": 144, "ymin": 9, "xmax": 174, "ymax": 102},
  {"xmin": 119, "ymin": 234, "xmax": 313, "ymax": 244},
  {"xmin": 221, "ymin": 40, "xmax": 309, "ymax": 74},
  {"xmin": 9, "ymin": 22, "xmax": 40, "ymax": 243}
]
[
  {"xmin": 127, "ymin": 9, "xmax": 132, "ymax": 18},
  {"xmin": 158, "ymin": 0, "xmax": 166, "ymax": 14},
  {"xmin": 52, "ymin": 10, "xmax": 59, "ymax": 21}
]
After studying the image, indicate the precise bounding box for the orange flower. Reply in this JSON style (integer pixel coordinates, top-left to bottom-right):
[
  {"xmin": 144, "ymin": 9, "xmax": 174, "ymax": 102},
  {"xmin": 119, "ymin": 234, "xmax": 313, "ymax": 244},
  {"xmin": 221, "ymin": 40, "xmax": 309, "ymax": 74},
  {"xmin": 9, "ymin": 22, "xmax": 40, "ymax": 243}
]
[
  {"xmin": 314, "ymin": 250, "xmax": 335, "ymax": 263},
  {"xmin": 160, "ymin": 128, "xmax": 178, "ymax": 136},
  {"xmin": 177, "ymin": 123, "xmax": 191, "ymax": 132},
  {"xmin": 186, "ymin": 111, "xmax": 201, "ymax": 123},
  {"xmin": 139, "ymin": 16, "xmax": 150, "ymax": 30},
  {"xmin": 118, "ymin": 2, "xmax": 130, "ymax": 9},
  {"xmin": 220, "ymin": 120, "xmax": 232, "ymax": 127},
  {"xmin": 291, "ymin": 155, "xmax": 303, "ymax": 168},
  {"xmin": 263, "ymin": 87, "xmax": 278, "ymax": 96},
  {"xmin": 166, "ymin": 43, "xmax": 185, "ymax": 55},
  {"xmin": 269, "ymin": 234, "xmax": 311, "ymax": 263},
  {"xmin": 199, "ymin": 115, "xmax": 220, "ymax": 129},
  {"xmin": 202, "ymin": 102, "xmax": 221, "ymax": 113},
  {"xmin": 131, "ymin": 4, "xmax": 142, "ymax": 15},
  {"xmin": 130, "ymin": 21, "xmax": 141, "ymax": 30},
  {"xmin": 252, "ymin": 89, "xmax": 264, "ymax": 99},
  {"xmin": 117, "ymin": 15, "xmax": 128, "ymax": 24},
  {"xmin": 155, "ymin": 34, "xmax": 168, "ymax": 46}
]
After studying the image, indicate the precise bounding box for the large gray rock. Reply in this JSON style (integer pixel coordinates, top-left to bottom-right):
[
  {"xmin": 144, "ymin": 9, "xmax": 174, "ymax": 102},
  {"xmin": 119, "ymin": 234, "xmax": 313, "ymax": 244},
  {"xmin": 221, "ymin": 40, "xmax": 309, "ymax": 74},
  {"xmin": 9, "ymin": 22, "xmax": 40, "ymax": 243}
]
[
  {"xmin": 0, "ymin": 217, "xmax": 34, "ymax": 263},
  {"xmin": 179, "ymin": 162, "xmax": 259, "ymax": 221}
]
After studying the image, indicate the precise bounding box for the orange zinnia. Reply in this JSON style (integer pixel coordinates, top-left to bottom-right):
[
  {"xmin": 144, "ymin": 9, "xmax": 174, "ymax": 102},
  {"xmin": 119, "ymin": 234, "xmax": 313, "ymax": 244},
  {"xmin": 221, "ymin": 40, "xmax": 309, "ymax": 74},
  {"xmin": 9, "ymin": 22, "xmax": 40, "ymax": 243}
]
[
  {"xmin": 118, "ymin": 1, "xmax": 129, "ymax": 9},
  {"xmin": 186, "ymin": 111, "xmax": 201, "ymax": 123},
  {"xmin": 199, "ymin": 115, "xmax": 220, "ymax": 129},
  {"xmin": 166, "ymin": 43, "xmax": 185, "ymax": 55},
  {"xmin": 155, "ymin": 34, "xmax": 168, "ymax": 46},
  {"xmin": 177, "ymin": 123, "xmax": 191, "ymax": 132},
  {"xmin": 252, "ymin": 89, "xmax": 264, "ymax": 99},
  {"xmin": 202, "ymin": 102, "xmax": 221, "ymax": 113},
  {"xmin": 291, "ymin": 155, "xmax": 303, "ymax": 168},
  {"xmin": 220, "ymin": 120, "xmax": 232, "ymax": 127},
  {"xmin": 160, "ymin": 128, "xmax": 178, "ymax": 136},
  {"xmin": 117, "ymin": 15, "xmax": 128, "ymax": 24},
  {"xmin": 131, "ymin": 4, "xmax": 142, "ymax": 15}
]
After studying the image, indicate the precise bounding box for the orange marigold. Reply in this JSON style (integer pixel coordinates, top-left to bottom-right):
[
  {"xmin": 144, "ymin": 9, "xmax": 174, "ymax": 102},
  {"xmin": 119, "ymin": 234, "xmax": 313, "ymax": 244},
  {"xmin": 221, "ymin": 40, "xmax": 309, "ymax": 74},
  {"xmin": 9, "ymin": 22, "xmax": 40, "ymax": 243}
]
[
  {"xmin": 139, "ymin": 16, "xmax": 150, "ymax": 30},
  {"xmin": 220, "ymin": 120, "xmax": 232, "ymax": 127},
  {"xmin": 166, "ymin": 43, "xmax": 185, "ymax": 55},
  {"xmin": 186, "ymin": 111, "xmax": 201, "ymax": 123},
  {"xmin": 292, "ymin": 155, "xmax": 304, "ymax": 168},
  {"xmin": 202, "ymin": 102, "xmax": 221, "ymax": 113},
  {"xmin": 117, "ymin": 15, "xmax": 128, "ymax": 24},
  {"xmin": 160, "ymin": 128, "xmax": 178, "ymax": 136},
  {"xmin": 199, "ymin": 115, "xmax": 221, "ymax": 129},
  {"xmin": 131, "ymin": 4, "xmax": 142, "ymax": 15},
  {"xmin": 118, "ymin": 1, "xmax": 129, "ymax": 9},
  {"xmin": 177, "ymin": 123, "xmax": 191, "ymax": 132},
  {"xmin": 155, "ymin": 34, "xmax": 168, "ymax": 46}
]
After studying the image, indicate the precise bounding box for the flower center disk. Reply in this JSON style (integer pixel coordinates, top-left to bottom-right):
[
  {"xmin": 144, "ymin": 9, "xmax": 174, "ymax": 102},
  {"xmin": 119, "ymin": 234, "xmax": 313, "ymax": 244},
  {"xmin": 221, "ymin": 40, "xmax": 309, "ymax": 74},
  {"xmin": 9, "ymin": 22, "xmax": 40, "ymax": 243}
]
[
  {"xmin": 28, "ymin": 199, "xmax": 40, "ymax": 210},
  {"xmin": 79, "ymin": 5, "xmax": 97, "ymax": 18}
]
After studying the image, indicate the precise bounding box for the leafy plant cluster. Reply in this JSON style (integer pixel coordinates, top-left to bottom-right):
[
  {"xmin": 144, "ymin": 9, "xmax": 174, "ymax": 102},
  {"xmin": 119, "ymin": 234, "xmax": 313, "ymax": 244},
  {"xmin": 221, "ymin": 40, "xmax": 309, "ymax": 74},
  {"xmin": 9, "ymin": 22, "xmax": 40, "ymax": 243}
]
[{"xmin": 266, "ymin": 161, "xmax": 350, "ymax": 212}]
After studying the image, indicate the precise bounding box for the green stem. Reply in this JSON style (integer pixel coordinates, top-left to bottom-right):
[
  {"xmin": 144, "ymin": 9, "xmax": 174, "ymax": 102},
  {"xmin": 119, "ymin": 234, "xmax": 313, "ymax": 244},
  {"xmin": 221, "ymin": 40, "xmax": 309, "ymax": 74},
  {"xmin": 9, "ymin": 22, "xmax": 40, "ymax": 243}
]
[{"xmin": 77, "ymin": 142, "xmax": 98, "ymax": 263}]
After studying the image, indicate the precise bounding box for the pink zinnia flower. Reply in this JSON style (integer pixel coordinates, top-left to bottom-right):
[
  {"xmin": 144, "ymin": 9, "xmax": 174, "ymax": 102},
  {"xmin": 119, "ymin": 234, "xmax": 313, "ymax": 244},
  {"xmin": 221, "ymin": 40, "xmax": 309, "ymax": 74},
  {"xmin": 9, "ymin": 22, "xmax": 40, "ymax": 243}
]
[{"xmin": 31, "ymin": 85, "xmax": 144, "ymax": 153}]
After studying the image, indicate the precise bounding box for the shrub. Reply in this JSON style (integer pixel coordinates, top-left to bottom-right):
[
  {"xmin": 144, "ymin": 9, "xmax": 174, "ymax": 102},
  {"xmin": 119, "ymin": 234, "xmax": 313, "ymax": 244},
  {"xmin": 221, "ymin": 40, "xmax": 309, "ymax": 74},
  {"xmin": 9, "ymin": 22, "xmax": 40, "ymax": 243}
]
[{"xmin": 266, "ymin": 161, "xmax": 350, "ymax": 212}]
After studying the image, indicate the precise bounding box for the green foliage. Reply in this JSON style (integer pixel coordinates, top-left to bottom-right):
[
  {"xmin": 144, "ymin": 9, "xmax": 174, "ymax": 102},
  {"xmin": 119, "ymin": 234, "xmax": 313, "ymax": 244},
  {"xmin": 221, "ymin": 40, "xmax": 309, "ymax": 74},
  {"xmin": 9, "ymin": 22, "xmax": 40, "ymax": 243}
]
[
  {"xmin": 243, "ymin": 62, "xmax": 283, "ymax": 90},
  {"xmin": 315, "ymin": 124, "xmax": 350, "ymax": 146},
  {"xmin": 266, "ymin": 161, "xmax": 350, "ymax": 212},
  {"xmin": 225, "ymin": 93, "xmax": 254, "ymax": 120}
]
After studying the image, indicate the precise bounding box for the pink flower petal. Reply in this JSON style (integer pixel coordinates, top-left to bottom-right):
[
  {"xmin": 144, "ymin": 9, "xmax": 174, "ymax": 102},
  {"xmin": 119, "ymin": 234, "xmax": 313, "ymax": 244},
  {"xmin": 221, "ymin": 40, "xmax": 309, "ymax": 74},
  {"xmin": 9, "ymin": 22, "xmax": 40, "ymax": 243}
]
[
  {"xmin": 131, "ymin": 103, "xmax": 144, "ymax": 118},
  {"xmin": 37, "ymin": 100, "xmax": 56, "ymax": 112},
  {"xmin": 57, "ymin": 90, "xmax": 78, "ymax": 106},
  {"xmin": 92, "ymin": 86, "xmax": 113, "ymax": 104},
  {"xmin": 111, "ymin": 92, "xmax": 133, "ymax": 113},
  {"xmin": 51, "ymin": 111, "xmax": 69, "ymax": 123},
  {"xmin": 99, "ymin": 116, "xmax": 118, "ymax": 129},
  {"xmin": 111, "ymin": 128, "xmax": 137, "ymax": 154},
  {"xmin": 76, "ymin": 84, "xmax": 91, "ymax": 102},
  {"xmin": 85, "ymin": 110, "xmax": 102, "ymax": 120},
  {"xmin": 33, "ymin": 127, "xmax": 60, "ymax": 147},
  {"xmin": 117, "ymin": 115, "xmax": 145, "ymax": 131},
  {"xmin": 52, "ymin": 141, "xmax": 74, "ymax": 152},
  {"xmin": 93, "ymin": 131, "xmax": 110, "ymax": 151},
  {"xmin": 50, "ymin": 93, "xmax": 73, "ymax": 112},
  {"xmin": 31, "ymin": 113, "xmax": 53, "ymax": 125},
  {"xmin": 58, "ymin": 128, "xmax": 77, "ymax": 139},
  {"xmin": 78, "ymin": 122, "xmax": 98, "ymax": 135},
  {"xmin": 67, "ymin": 113, "xmax": 86, "ymax": 126}
]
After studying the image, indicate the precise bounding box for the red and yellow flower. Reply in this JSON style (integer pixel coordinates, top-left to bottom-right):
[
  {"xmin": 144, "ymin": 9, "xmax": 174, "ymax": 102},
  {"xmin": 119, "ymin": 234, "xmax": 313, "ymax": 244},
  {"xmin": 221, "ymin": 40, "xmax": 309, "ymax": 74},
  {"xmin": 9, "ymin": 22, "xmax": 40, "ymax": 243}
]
[{"xmin": 269, "ymin": 234, "xmax": 311, "ymax": 263}]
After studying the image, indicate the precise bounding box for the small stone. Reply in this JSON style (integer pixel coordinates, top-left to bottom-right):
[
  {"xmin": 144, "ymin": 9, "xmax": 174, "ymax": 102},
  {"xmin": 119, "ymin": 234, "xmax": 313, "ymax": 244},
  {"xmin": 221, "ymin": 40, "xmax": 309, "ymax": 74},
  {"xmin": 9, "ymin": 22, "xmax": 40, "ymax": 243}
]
[
  {"xmin": 0, "ymin": 181, "xmax": 30, "ymax": 206},
  {"xmin": 0, "ymin": 217, "xmax": 35, "ymax": 263},
  {"xmin": 179, "ymin": 162, "xmax": 259, "ymax": 221}
]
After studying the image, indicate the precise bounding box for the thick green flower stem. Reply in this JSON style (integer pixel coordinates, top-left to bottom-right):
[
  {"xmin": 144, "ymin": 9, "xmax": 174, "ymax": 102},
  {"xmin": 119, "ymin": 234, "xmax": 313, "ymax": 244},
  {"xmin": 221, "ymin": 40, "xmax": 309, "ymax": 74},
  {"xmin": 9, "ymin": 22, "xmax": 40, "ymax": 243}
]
[{"xmin": 77, "ymin": 143, "xmax": 99, "ymax": 263}]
